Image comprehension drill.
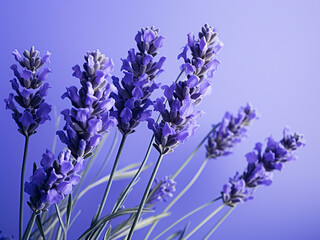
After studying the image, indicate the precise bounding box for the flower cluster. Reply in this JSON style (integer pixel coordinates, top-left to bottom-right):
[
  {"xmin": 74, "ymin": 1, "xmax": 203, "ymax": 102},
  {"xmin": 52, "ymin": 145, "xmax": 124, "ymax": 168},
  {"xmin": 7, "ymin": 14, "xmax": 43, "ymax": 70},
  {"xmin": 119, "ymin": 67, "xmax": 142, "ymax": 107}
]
[
  {"xmin": 24, "ymin": 149, "xmax": 83, "ymax": 212},
  {"xmin": 110, "ymin": 26, "xmax": 166, "ymax": 135},
  {"xmin": 147, "ymin": 176, "xmax": 177, "ymax": 205},
  {"xmin": 206, "ymin": 104, "xmax": 258, "ymax": 159},
  {"xmin": 221, "ymin": 127, "xmax": 305, "ymax": 206},
  {"xmin": 178, "ymin": 23, "xmax": 223, "ymax": 105},
  {"xmin": 4, "ymin": 47, "xmax": 52, "ymax": 137},
  {"xmin": 148, "ymin": 24, "xmax": 223, "ymax": 155},
  {"xmin": 57, "ymin": 50, "xmax": 117, "ymax": 159}
]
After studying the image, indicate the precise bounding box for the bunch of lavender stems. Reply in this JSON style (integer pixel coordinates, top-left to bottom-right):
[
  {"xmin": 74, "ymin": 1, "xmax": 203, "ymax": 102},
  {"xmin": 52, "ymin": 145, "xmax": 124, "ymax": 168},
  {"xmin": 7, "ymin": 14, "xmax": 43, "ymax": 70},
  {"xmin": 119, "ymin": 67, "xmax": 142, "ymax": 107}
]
[
  {"xmin": 89, "ymin": 28, "xmax": 167, "ymax": 234},
  {"xmin": 144, "ymin": 104, "xmax": 258, "ymax": 238},
  {"xmin": 171, "ymin": 128, "xmax": 304, "ymax": 240},
  {"xmin": 126, "ymin": 24, "xmax": 223, "ymax": 240}
]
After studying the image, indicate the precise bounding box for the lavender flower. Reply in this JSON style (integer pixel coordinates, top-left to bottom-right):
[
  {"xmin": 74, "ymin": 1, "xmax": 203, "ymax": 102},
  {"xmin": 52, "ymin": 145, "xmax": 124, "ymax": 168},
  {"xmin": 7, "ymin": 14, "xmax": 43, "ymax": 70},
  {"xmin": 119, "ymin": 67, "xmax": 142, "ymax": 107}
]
[
  {"xmin": 4, "ymin": 47, "xmax": 52, "ymax": 137},
  {"xmin": 221, "ymin": 173, "xmax": 253, "ymax": 206},
  {"xmin": 110, "ymin": 26, "xmax": 166, "ymax": 135},
  {"xmin": 221, "ymin": 128, "xmax": 304, "ymax": 206},
  {"xmin": 178, "ymin": 23, "xmax": 223, "ymax": 105},
  {"xmin": 206, "ymin": 104, "xmax": 258, "ymax": 159},
  {"xmin": 148, "ymin": 24, "xmax": 223, "ymax": 154},
  {"xmin": 57, "ymin": 50, "xmax": 117, "ymax": 159},
  {"xmin": 148, "ymin": 176, "xmax": 177, "ymax": 204},
  {"xmin": 247, "ymin": 127, "xmax": 305, "ymax": 172},
  {"xmin": 24, "ymin": 149, "xmax": 83, "ymax": 212},
  {"xmin": 148, "ymin": 86, "xmax": 202, "ymax": 154}
]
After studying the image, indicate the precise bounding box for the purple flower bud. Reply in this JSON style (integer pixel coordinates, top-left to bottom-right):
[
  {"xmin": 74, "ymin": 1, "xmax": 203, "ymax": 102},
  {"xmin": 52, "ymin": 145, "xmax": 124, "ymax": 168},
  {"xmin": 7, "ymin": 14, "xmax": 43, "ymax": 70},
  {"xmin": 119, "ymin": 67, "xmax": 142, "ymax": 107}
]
[
  {"xmin": 38, "ymin": 68, "xmax": 51, "ymax": 81},
  {"xmin": 72, "ymin": 65, "xmax": 82, "ymax": 79},
  {"xmin": 41, "ymin": 51, "xmax": 52, "ymax": 64},
  {"xmin": 39, "ymin": 83, "xmax": 51, "ymax": 97},
  {"xmin": 19, "ymin": 111, "xmax": 35, "ymax": 127},
  {"xmin": 12, "ymin": 49, "xmax": 23, "ymax": 62},
  {"xmin": 20, "ymin": 69, "xmax": 32, "ymax": 80}
]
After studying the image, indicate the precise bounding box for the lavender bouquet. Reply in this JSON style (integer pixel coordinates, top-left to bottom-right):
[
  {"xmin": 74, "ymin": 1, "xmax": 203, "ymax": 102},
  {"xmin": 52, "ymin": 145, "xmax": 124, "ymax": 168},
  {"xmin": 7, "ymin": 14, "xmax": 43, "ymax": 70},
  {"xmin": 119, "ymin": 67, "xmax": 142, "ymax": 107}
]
[{"xmin": 3, "ymin": 24, "xmax": 304, "ymax": 240}]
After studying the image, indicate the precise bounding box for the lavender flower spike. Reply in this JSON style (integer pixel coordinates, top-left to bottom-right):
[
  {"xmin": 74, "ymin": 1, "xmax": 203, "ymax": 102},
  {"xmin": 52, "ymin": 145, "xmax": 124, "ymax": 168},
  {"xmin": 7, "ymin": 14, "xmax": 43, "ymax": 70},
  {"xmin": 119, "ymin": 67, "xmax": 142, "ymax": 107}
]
[
  {"xmin": 221, "ymin": 127, "xmax": 304, "ymax": 206},
  {"xmin": 24, "ymin": 149, "xmax": 83, "ymax": 213},
  {"xmin": 178, "ymin": 23, "xmax": 223, "ymax": 105},
  {"xmin": 4, "ymin": 46, "xmax": 52, "ymax": 137},
  {"xmin": 206, "ymin": 103, "xmax": 258, "ymax": 159},
  {"xmin": 247, "ymin": 127, "xmax": 305, "ymax": 172},
  {"xmin": 221, "ymin": 172, "xmax": 253, "ymax": 206},
  {"xmin": 110, "ymin": 26, "xmax": 166, "ymax": 135},
  {"xmin": 57, "ymin": 50, "xmax": 117, "ymax": 159},
  {"xmin": 147, "ymin": 176, "xmax": 177, "ymax": 205},
  {"xmin": 148, "ymin": 24, "xmax": 223, "ymax": 154}
]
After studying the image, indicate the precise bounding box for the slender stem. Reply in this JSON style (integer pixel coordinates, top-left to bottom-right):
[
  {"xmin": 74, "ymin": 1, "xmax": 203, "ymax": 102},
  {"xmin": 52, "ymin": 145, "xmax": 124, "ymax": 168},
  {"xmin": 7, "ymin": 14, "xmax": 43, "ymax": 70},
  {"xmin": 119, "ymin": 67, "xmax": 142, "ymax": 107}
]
[
  {"xmin": 19, "ymin": 135, "xmax": 30, "ymax": 240},
  {"xmin": 23, "ymin": 212, "xmax": 36, "ymax": 240},
  {"xmin": 92, "ymin": 130, "xmax": 118, "ymax": 183},
  {"xmin": 145, "ymin": 157, "xmax": 209, "ymax": 239},
  {"xmin": 172, "ymin": 124, "xmax": 219, "ymax": 180},
  {"xmin": 153, "ymin": 197, "xmax": 221, "ymax": 240},
  {"xmin": 203, "ymin": 207, "xmax": 235, "ymax": 240},
  {"xmin": 112, "ymin": 134, "xmax": 154, "ymax": 214},
  {"xmin": 126, "ymin": 153, "xmax": 164, "ymax": 240},
  {"xmin": 92, "ymin": 133, "xmax": 128, "ymax": 224},
  {"xmin": 175, "ymin": 69, "xmax": 184, "ymax": 82},
  {"xmin": 182, "ymin": 204, "xmax": 225, "ymax": 240}
]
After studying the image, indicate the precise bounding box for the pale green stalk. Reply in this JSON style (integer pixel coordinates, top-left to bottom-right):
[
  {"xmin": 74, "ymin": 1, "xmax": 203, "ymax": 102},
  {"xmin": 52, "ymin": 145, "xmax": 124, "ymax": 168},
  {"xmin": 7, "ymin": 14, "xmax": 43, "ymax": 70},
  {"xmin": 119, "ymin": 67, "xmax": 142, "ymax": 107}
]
[
  {"xmin": 126, "ymin": 153, "xmax": 164, "ymax": 240},
  {"xmin": 19, "ymin": 135, "xmax": 30, "ymax": 240},
  {"xmin": 92, "ymin": 133, "xmax": 128, "ymax": 224},
  {"xmin": 153, "ymin": 197, "xmax": 221, "ymax": 240},
  {"xmin": 22, "ymin": 212, "xmax": 36, "ymax": 240},
  {"xmin": 145, "ymin": 157, "xmax": 209, "ymax": 239},
  {"xmin": 203, "ymin": 207, "xmax": 235, "ymax": 240},
  {"xmin": 172, "ymin": 124, "xmax": 219, "ymax": 180},
  {"xmin": 91, "ymin": 130, "xmax": 118, "ymax": 182},
  {"xmin": 182, "ymin": 204, "xmax": 225, "ymax": 240}
]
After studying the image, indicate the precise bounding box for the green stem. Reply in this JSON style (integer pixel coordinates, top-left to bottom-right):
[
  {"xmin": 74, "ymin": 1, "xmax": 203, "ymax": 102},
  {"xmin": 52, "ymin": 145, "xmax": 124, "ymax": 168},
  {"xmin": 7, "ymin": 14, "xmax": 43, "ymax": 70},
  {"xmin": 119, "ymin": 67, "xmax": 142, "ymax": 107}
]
[
  {"xmin": 182, "ymin": 204, "xmax": 225, "ymax": 240},
  {"xmin": 20, "ymin": 135, "xmax": 30, "ymax": 240},
  {"xmin": 203, "ymin": 207, "xmax": 235, "ymax": 240},
  {"xmin": 92, "ymin": 130, "xmax": 118, "ymax": 183},
  {"xmin": 126, "ymin": 153, "xmax": 164, "ymax": 240},
  {"xmin": 172, "ymin": 124, "xmax": 219, "ymax": 180},
  {"xmin": 92, "ymin": 133, "xmax": 128, "ymax": 224},
  {"xmin": 23, "ymin": 212, "xmax": 36, "ymax": 240},
  {"xmin": 112, "ymin": 134, "xmax": 154, "ymax": 214},
  {"xmin": 145, "ymin": 157, "xmax": 209, "ymax": 239},
  {"xmin": 153, "ymin": 197, "xmax": 221, "ymax": 240}
]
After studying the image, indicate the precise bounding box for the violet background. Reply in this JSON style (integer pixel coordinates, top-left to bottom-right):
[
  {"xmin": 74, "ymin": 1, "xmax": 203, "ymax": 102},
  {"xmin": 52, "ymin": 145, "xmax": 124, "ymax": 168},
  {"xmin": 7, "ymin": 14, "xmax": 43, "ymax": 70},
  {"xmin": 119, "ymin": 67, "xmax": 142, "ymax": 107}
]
[{"xmin": 0, "ymin": 0, "xmax": 319, "ymax": 239}]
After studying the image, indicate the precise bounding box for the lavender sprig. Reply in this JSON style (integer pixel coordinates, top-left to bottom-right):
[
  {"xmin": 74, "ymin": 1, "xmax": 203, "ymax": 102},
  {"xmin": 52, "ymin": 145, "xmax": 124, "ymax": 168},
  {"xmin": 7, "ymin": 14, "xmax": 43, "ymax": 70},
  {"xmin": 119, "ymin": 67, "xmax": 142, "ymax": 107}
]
[
  {"xmin": 24, "ymin": 149, "xmax": 83, "ymax": 213},
  {"xmin": 111, "ymin": 26, "xmax": 166, "ymax": 135},
  {"xmin": 5, "ymin": 46, "xmax": 52, "ymax": 137},
  {"xmin": 128, "ymin": 24, "xmax": 223, "ymax": 240},
  {"xmin": 222, "ymin": 127, "xmax": 305, "ymax": 206},
  {"xmin": 57, "ymin": 50, "xmax": 117, "ymax": 159},
  {"xmin": 4, "ymin": 47, "xmax": 52, "ymax": 240},
  {"xmin": 147, "ymin": 176, "xmax": 177, "ymax": 205},
  {"xmin": 178, "ymin": 23, "xmax": 223, "ymax": 105},
  {"xmin": 148, "ymin": 24, "xmax": 223, "ymax": 155},
  {"xmin": 206, "ymin": 104, "xmax": 258, "ymax": 159}
]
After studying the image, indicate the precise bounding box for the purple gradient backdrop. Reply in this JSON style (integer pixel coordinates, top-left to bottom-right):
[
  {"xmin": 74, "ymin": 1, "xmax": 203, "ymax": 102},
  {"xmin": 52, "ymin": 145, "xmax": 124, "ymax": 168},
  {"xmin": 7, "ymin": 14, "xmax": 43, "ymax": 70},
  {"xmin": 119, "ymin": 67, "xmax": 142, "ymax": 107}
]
[{"xmin": 1, "ymin": 0, "xmax": 319, "ymax": 239}]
